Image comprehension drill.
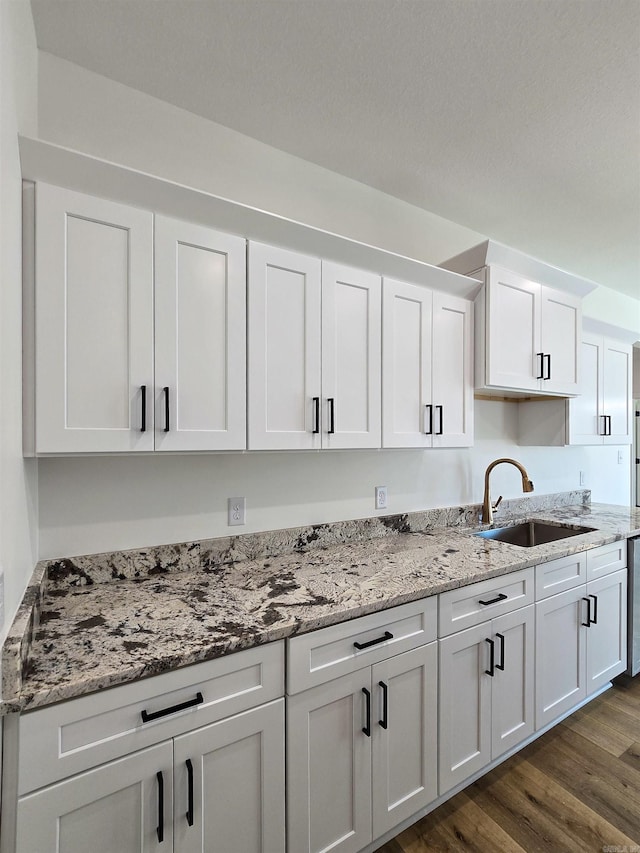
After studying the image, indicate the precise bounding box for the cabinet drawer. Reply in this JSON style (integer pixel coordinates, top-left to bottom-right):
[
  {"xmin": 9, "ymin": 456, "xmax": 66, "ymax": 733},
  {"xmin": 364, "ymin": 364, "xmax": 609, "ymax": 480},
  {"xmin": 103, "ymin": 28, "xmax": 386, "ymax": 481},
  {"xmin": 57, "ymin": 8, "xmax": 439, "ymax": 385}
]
[
  {"xmin": 287, "ymin": 598, "xmax": 437, "ymax": 694},
  {"xmin": 535, "ymin": 552, "xmax": 587, "ymax": 600},
  {"xmin": 438, "ymin": 568, "xmax": 534, "ymax": 637},
  {"xmin": 18, "ymin": 641, "xmax": 284, "ymax": 795},
  {"xmin": 586, "ymin": 541, "xmax": 626, "ymax": 581}
]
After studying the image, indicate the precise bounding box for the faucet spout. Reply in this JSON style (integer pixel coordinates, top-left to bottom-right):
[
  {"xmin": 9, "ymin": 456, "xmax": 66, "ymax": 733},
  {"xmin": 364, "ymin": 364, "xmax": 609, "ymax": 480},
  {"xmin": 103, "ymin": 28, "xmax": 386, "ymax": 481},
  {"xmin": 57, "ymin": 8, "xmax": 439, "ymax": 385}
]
[{"xmin": 482, "ymin": 458, "xmax": 534, "ymax": 524}]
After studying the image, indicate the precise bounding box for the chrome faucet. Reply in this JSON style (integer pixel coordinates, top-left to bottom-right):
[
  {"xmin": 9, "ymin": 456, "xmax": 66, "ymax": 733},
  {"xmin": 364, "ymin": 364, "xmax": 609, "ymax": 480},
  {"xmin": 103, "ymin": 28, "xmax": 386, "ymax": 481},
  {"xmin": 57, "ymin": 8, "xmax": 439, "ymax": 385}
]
[{"xmin": 482, "ymin": 458, "xmax": 534, "ymax": 524}]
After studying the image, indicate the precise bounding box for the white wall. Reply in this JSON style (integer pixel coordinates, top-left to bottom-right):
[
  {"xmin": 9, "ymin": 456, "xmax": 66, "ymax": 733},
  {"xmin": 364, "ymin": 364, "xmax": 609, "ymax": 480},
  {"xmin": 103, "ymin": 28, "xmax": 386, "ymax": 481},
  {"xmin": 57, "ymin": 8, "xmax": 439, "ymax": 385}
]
[
  {"xmin": 32, "ymin": 52, "xmax": 639, "ymax": 559},
  {"xmin": 0, "ymin": 0, "xmax": 39, "ymax": 634}
]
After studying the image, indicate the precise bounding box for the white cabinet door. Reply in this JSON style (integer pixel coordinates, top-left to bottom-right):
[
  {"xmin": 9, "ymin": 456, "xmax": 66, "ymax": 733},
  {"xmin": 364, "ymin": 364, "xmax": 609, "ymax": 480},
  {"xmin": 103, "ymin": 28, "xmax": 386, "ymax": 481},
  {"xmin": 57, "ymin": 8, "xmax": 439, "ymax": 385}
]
[
  {"xmin": 382, "ymin": 278, "xmax": 432, "ymax": 448},
  {"xmin": 438, "ymin": 622, "xmax": 492, "ymax": 793},
  {"xmin": 540, "ymin": 285, "xmax": 581, "ymax": 395},
  {"xmin": 535, "ymin": 586, "xmax": 587, "ymax": 729},
  {"xmin": 603, "ymin": 338, "xmax": 632, "ymax": 445},
  {"xmin": 16, "ymin": 741, "xmax": 172, "ymax": 853},
  {"xmin": 568, "ymin": 334, "xmax": 602, "ymax": 444},
  {"xmin": 485, "ymin": 267, "xmax": 540, "ymax": 392},
  {"xmin": 287, "ymin": 670, "xmax": 372, "ymax": 853},
  {"xmin": 35, "ymin": 183, "xmax": 154, "ymax": 453},
  {"xmin": 174, "ymin": 700, "xmax": 285, "ymax": 853},
  {"xmin": 248, "ymin": 243, "xmax": 322, "ymax": 450},
  {"xmin": 321, "ymin": 262, "xmax": 381, "ymax": 449},
  {"xmin": 586, "ymin": 569, "xmax": 627, "ymax": 693},
  {"xmin": 490, "ymin": 605, "xmax": 535, "ymax": 759},
  {"xmin": 371, "ymin": 644, "xmax": 438, "ymax": 840},
  {"xmin": 154, "ymin": 216, "xmax": 246, "ymax": 451},
  {"xmin": 431, "ymin": 291, "xmax": 473, "ymax": 447}
]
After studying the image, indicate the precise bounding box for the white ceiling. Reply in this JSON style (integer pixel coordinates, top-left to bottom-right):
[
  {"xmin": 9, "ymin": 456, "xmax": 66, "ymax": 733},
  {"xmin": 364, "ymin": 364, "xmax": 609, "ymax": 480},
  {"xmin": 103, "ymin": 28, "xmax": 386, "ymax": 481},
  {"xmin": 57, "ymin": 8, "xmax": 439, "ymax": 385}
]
[{"xmin": 31, "ymin": 0, "xmax": 640, "ymax": 300}]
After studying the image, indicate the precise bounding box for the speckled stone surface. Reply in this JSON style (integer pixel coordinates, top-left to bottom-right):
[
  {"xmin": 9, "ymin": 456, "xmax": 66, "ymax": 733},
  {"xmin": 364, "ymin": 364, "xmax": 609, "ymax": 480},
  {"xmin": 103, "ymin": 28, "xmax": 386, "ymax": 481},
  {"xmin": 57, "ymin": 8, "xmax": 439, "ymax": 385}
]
[{"xmin": 5, "ymin": 494, "xmax": 640, "ymax": 714}]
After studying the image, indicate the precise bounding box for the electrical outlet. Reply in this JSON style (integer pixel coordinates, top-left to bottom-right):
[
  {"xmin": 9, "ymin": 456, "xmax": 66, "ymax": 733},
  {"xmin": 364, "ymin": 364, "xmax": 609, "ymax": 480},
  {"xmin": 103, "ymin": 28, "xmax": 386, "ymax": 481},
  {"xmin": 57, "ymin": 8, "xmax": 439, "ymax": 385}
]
[
  {"xmin": 375, "ymin": 486, "xmax": 387, "ymax": 510},
  {"xmin": 228, "ymin": 497, "xmax": 246, "ymax": 526},
  {"xmin": 618, "ymin": 451, "xmax": 624, "ymax": 465},
  {"xmin": 579, "ymin": 470, "xmax": 585, "ymax": 486}
]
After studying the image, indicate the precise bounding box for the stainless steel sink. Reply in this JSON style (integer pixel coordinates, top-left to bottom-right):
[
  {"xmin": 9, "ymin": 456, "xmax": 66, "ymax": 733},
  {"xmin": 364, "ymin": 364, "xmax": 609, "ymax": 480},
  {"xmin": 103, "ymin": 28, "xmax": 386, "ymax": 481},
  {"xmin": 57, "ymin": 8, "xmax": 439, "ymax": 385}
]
[{"xmin": 474, "ymin": 520, "xmax": 596, "ymax": 548}]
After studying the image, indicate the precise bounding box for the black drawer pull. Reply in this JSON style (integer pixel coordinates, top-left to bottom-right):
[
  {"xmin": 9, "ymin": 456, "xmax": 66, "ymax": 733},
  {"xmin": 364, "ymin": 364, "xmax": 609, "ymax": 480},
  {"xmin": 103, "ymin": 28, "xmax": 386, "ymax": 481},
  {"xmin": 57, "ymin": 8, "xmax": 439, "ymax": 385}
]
[
  {"xmin": 600, "ymin": 414, "xmax": 608, "ymax": 436},
  {"xmin": 424, "ymin": 404, "xmax": 433, "ymax": 435},
  {"xmin": 379, "ymin": 681, "xmax": 388, "ymax": 730},
  {"xmin": 141, "ymin": 692, "xmax": 204, "ymax": 723},
  {"xmin": 141, "ymin": 385, "xmax": 147, "ymax": 432},
  {"xmin": 436, "ymin": 405, "xmax": 443, "ymax": 435},
  {"xmin": 606, "ymin": 415, "xmax": 612, "ymax": 436},
  {"xmin": 589, "ymin": 593, "xmax": 598, "ymax": 625},
  {"xmin": 354, "ymin": 631, "xmax": 393, "ymax": 650},
  {"xmin": 156, "ymin": 771, "xmax": 164, "ymax": 843},
  {"xmin": 362, "ymin": 687, "xmax": 371, "ymax": 736},
  {"xmin": 312, "ymin": 397, "xmax": 320, "ymax": 434},
  {"xmin": 582, "ymin": 596, "xmax": 592, "ymax": 627},
  {"xmin": 544, "ymin": 353, "xmax": 552, "ymax": 380},
  {"xmin": 328, "ymin": 397, "xmax": 335, "ymax": 434},
  {"xmin": 163, "ymin": 386, "xmax": 170, "ymax": 432},
  {"xmin": 186, "ymin": 758, "xmax": 194, "ymax": 827},
  {"xmin": 495, "ymin": 632, "xmax": 505, "ymax": 671},
  {"xmin": 536, "ymin": 352, "xmax": 544, "ymax": 380},
  {"xmin": 485, "ymin": 638, "xmax": 495, "ymax": 677},
  {"xmin": 479, "ymin": 593, "xmax": 507, "ymax": 606}
]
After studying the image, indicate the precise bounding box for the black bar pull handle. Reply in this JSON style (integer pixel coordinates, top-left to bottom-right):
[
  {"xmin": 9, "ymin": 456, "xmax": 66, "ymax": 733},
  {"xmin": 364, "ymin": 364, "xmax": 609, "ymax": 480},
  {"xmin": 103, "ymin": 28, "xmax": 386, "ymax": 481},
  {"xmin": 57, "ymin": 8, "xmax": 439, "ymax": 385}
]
[
  {"xmin": 544, "ymin": 353, "xmax": 552, "ymax": 380},
  {"xmin": 362, "ymin": 687, "xmax": 371, "ymax": 737},
  {"xmin": 479, "ymin": 592, "xmax": 507, "ymax": 606},
  {"xmin": 379, "ymin": 681, "xmax": 388, "ymax": 730},
  {"xmin": 141, "ymin": 385, "xmax": 147, "ymax": 432},
  {"xmin": 600, "ymin": 415, "xmax": 607, "ymax": 436},
  {"xmin": 141, "ymin": 691, "xmax": 204, "ymax": 723},
  {"xmin": 163, "ymin": 386, "xmax": 170, "ymax": 432},
  {"xmin": 606, "ymin": 415, "xmax": 612, "ymax": 436},
  {"xmin": 485, "ymin": 638, "xmax": 495, "ymax": 677},
  {"xmin": 424, "ymin": 404, "xmax": 433, "ymax": 435},
  {"xmin": 354, "ymin": 630, "xmax": 393, "ymax": 651},
  {"xmin": 328, "ymin": 398, "xmax": 335, "ymax": 434},
  {"xmin": 589, "ymin": 593, "xmax": 598, "ymax": 625},
  {"xmin": 436, "ymin": 405, "xmax": 443, "ymax": 435},
  {"xmin": 156, "ymin": 771, "xmax": 164, "ymax": 843},
  {"xmin": 185, "ymin": 758, "xmax": 194, "ymax": 827},
  {"xmin": 312, "ymin": 397, "xmax": 320, "ymax": 434},
  {"xmin": 495, "ymin": 632, "xmax": 505, "ymax": 671},
  {"xmin": 582, "ymin": 596, "xmax": 592, "ymax": 627},
  {"xmin": 536, "ymin": 352, "xmax": 544, "ymax": 380}
]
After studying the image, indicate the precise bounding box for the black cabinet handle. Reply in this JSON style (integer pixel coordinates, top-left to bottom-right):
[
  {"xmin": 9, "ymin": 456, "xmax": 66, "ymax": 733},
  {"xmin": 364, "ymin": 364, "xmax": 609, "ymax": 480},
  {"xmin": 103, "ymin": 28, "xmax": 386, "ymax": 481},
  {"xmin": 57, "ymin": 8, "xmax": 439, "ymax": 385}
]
[
  {"xmin": 141, "ymin": 691, "xmax": 203, "ymax": 723},
  {"xmin": 354, "ymin": 631, "xmax": 393, "ymax": 650},
  {"xmin": 379, "ymin": 681, "xmax": 388, "ymax": 730},
  {"xmin": 485, "ymin": 638, "xmax": 495, "ymax": 676},
  {"xmin": 479, "ymin": 592, "xmax": 507, "ymax": 606},
  {"xmin": 186, "ymin": 758, "xmax": 194, "ymax": 827},
  {"xmin": 544, "ymin": 353, "xmax": 552, "ymax": 380},
  {"xmin": 163, "ymin": 387, "xmax": 170, "ymax": 432},
  {"xmin": 582, "ymin": 596, "xmax": 592, "ymax": 627},
  {"xmin": 589, "ymin": 593, "xmax": 598, "ymax": 625},
  {"xmin": 141, "ymin": 385, "xmax": 147, "ymax": 432},
  {"xmin": 495, "ymin": 632, "xmax": 505, "ymax": 671},
  {"xmin": 156, "ymin": 771, "xmax": 164, "ymax": 843},
  {"xmin": 600, "ymin": 415, "xmax": 608, "ymax": 436},
  {"xmin": 424, "ymin": 404, "xmax": 433, "ymax": 435},
  {"xmin": 536, "ymin": 352, "xmax": 544, "ymax": 380},
  {"xmin": 362, "ymin": 687, "xmax": 371, "ymax": 737},
  {"xmin": 312, "ymin": 397, "xmax": 320, "ymax": 434},
  {"xmin": 328, "ymin": 398, "xmax": 335, "ymax": 434},
  {"xmin": 606, "ymin": 415, "xmax": 612, "ymax": 436},
  {"xmin": 436, "ymin": 405, "xmax": 443, "ymax": 435}
]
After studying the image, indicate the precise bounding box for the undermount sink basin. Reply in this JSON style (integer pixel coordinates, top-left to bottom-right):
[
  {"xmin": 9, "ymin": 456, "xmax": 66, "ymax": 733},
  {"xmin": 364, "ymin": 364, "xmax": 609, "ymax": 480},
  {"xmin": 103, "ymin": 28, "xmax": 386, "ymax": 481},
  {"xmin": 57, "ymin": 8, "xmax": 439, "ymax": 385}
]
[{"xmin": 474, "ymin": 520, "xmax": 596, "ymax": 548}]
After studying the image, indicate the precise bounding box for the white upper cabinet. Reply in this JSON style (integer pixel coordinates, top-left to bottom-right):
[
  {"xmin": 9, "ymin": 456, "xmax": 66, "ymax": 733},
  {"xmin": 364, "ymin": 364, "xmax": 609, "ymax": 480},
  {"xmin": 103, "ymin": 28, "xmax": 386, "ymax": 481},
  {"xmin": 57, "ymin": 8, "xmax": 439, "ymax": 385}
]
[
  {"xmin": 568, "ymin": 333, "xmax": 632, "ymax": 445},
  {"xmin": 248, "ymin": 245, "xmax": 381, "ymax": 450},
  {"xmin": 32, "ymin": 183, "xmax": 154, "ymax": 454},
  {"xmin": 382, "ymin": 279, "xmax": 472, "ymax": 448},
  {"xmin": 154, "ymin": 216, "xmax": 246, "ymax": 451}
]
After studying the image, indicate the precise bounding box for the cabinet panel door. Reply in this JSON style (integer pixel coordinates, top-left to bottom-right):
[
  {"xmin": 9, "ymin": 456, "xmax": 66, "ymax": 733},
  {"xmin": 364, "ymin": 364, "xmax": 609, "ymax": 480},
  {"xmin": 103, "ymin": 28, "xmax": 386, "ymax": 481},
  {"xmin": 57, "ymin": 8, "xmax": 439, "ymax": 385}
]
[
  {"xmin": 287, "ymin": 671, "xmax": 372, "ymax": 853},
  {"xmin": 485, "ymin": 267, "xmax": 540, "ymax": 391},
  {"xmin": 603, "ymin": 338, "xmax": 632, "ymax": 445},
  {"xmin": 35, "ymin": 183, "xmax": 154, "ymax": 453},
  {"xmin": 540, "ymin": 286, "xmax": 581, "ymax": 395},
  {"xmin": 154, "ymin": 216, "xmax": 246, "ymax": 451},
  {"xmin": 586, "ymin": 570, "xmax": 627, "ymax": 693},
  {"xmin": 321, "ymin": 262, "xmax": 381, "ymax": 449},
  {"xmin": 431, "ymin": 292, "xmax": 473, "ymax": 447},
  {"xmin": 371, "ymin": 644, "xmax": 438, "ymax": 840},
  {"xmin": 248, "ymin": 243, "xmax": 321, "ymax": 449},
  {"xmin": 174, "ymin": 700, "xmax": 285, "ymax": 853},
  {"xmin": 16, "ymin": 741, "xmax": 172, "ymax": 853},
  {"xmin": 535, "ymin": 586, "xmax": 586, "ymax": 729},
  {"xmin": 439, "ymin": 623, "xmax": 492, "ymax": 793},
  {"xmin": 490, "ymin": 605, "xmax": 535, "ymax": 759},
  {"xmin": 382, "ymin": 278, "xmax": 432, "ymax": 448},
  {"xmin": 568, "ymin": 334, "xmax": 602, "ymax": 444}
]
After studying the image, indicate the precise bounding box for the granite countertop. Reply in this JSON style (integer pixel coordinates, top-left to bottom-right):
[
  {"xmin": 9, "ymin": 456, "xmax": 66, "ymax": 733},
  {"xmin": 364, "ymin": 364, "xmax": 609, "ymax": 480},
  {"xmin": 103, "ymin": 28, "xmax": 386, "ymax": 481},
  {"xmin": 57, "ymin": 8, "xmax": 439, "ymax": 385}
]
[{"xmin": 4, "ymin": 495, "xmax": 640, "ymax": 713}]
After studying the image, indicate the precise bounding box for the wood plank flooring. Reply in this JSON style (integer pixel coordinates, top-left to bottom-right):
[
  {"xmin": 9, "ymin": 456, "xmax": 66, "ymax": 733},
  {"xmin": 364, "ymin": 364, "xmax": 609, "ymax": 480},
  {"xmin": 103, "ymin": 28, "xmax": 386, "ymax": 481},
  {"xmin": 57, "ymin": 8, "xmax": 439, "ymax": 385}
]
[{"xmin": 377, "ymin": 676, "xmax": 640, "ymax": 853}]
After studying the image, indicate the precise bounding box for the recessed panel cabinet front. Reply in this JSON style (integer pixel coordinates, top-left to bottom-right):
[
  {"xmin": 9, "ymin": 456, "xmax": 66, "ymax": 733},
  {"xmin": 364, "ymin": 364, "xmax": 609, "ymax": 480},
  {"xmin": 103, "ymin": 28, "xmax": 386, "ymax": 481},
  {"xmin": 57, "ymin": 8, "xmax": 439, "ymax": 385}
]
[{"xmin": 33, "ymin": 183, "xmax": 154, "ymax": 453}]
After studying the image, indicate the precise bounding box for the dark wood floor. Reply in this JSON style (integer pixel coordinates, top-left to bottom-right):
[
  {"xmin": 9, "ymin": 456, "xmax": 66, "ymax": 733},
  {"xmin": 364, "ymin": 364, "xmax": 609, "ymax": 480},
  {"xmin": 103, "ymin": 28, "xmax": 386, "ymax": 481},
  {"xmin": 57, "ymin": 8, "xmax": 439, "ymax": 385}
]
[{"xmin": 377, "ymin": 675, "xmax": 640, "ymax": 852}]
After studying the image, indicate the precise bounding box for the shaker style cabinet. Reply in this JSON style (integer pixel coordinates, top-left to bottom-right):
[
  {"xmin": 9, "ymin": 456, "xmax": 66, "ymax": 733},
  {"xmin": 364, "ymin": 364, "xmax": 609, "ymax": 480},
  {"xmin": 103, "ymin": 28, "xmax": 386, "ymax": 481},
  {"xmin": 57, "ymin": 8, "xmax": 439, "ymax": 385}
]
[
  {"xmin": 247, "ymin": 243, "xmax": 381, "ymax": 450},
  {"xmin": 26, "ymin": 184, "xmax": 247, "ymax": 454},
  {"xmin": 382, "ymin": 278, "xmax": 473, "ymax": 448}
]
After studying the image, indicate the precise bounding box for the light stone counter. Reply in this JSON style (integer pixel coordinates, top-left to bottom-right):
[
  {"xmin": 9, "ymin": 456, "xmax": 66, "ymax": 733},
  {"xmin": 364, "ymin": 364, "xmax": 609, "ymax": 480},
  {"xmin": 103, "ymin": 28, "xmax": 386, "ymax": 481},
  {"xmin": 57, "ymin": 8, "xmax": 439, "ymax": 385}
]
[{"xmin": 3, "ymin": 493, "xmax": 639, "ymax": 713}]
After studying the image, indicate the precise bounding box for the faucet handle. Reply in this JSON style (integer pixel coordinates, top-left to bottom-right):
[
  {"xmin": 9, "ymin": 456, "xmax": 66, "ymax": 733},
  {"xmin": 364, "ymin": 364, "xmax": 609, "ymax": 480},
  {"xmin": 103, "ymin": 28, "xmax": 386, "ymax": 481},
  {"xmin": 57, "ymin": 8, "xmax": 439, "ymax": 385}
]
[{"xmin": 493, "ymin": 495, "xmax": 503, "ymax": 512}]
